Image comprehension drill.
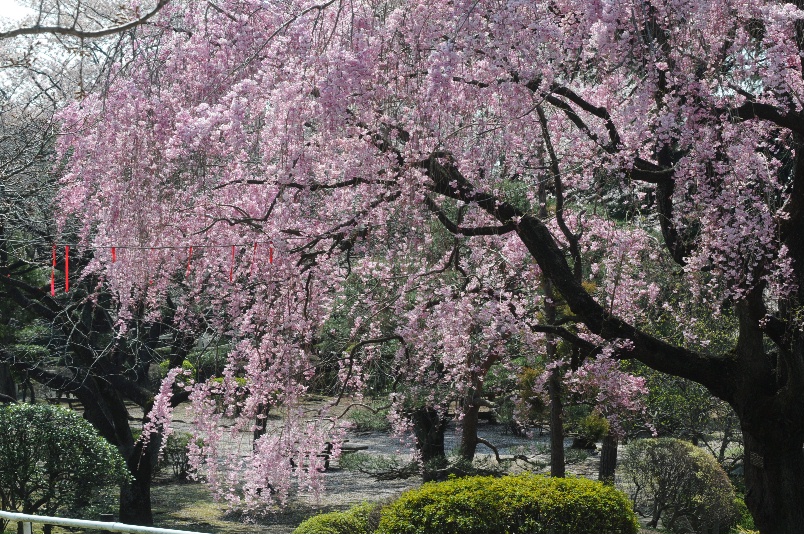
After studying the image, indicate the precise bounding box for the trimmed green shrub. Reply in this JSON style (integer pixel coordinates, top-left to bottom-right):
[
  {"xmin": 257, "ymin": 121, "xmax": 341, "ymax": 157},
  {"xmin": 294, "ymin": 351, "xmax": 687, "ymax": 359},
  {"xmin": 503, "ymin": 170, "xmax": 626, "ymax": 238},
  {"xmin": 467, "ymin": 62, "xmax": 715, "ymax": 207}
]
[
  {"xmin": 0, "ymin": 404, "xmax": 129, "ymax": 526},
  {"xmin": 620, "ymin": 438, "xmax": 737, "ymax": 534},
  {"xmin": 376, "ymin": 474, "xmax": 638, "ymax": 534},
  {"xmin": 576, "ymin": 413, "xmax": 610, "ymax": 443},
  {"xmin": 294, "ymin": 502, "xmax": 378, "ymax": 534}
]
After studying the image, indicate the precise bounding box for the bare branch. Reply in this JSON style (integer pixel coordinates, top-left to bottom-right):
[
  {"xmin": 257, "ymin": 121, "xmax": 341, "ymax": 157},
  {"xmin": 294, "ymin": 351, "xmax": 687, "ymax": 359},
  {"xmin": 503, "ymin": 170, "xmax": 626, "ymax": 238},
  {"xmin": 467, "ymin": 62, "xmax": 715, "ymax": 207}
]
[
  {"xmin": 727, "ymin": 101, "xmax": 804, "ymax": 135},
  {"xmin": 423, "ymin": 195, "xmax": 515, "ymax": 236},
  {"xmin": 0, "ymin": 0, "xmax": 171, "ymax": 40}
]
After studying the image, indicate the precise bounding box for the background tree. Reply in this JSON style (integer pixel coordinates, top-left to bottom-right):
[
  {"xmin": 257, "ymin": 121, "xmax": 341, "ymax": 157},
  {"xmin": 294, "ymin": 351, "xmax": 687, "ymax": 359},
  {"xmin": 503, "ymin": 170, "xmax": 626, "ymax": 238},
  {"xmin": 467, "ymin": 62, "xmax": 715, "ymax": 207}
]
[
  {"xmin": 0, "ymin": 403, "xmax": 129, "ymax": 533},
  {"xmin": 0, "ymin": 2, "xmax": 217, "ymax": 523}
]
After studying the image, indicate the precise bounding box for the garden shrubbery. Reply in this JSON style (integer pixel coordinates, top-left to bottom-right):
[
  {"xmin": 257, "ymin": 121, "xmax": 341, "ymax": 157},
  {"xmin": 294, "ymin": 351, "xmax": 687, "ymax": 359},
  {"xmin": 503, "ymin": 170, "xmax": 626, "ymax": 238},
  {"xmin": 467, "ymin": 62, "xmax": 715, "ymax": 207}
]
[
  {"xmin": 297, "ymin": 474, "xmax": 637, "ymax": 534},
  {"xmin": 294, "ymin": 502, "xmax": 380, "ymax": 534},
  {"xmin": 0, "ymin": 404, "xmax": 129, "ymax": 525},
  {"xmin": 377, "ymin": 474, "xmax": 638, "ymax": 534},
  {"xmin": 160, "ymin": 432, "xmax": 193, "ymax": 480},
  {"xmin": 344, "ymin": 403, "xmax": 392, "ymax": 432},
  {"xmin": 620, "ymin": 438, "xmax": 738, "ymax": 534}
]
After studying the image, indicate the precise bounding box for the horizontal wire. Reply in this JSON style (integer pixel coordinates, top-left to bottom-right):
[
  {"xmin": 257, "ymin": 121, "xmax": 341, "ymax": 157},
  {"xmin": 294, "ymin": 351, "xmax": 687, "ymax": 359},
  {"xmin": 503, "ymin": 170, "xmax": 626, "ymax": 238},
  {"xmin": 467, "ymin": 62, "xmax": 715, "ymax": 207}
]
[{"xmin": 0, "ymin": 238, "xmax": 276, "ymax": 250}]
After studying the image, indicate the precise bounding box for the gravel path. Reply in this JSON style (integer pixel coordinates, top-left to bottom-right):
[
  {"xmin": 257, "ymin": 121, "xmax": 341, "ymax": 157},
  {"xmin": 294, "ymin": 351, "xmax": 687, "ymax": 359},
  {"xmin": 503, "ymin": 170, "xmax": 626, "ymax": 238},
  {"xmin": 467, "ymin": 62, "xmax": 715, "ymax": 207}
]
[{"xmin": 152, "ymin": 405, "xmax": 605, "ymax": 534}]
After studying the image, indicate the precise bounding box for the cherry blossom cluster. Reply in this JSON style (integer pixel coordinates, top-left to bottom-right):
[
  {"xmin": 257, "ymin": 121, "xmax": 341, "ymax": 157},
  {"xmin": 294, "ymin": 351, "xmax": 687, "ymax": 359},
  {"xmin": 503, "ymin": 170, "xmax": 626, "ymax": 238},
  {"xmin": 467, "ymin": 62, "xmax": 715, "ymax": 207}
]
[{"xmin": 54, "ymin": 0, "xmax": 804, "ymax": 510}]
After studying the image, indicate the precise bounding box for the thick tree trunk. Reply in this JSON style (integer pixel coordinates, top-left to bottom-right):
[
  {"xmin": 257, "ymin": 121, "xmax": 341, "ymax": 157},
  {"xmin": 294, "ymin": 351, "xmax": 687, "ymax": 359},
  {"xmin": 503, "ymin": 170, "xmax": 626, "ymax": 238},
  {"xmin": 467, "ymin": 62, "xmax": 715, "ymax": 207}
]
[
  {"xmin": 598, "ymin": 433, "xmax": 618, "ymax": 484},
  {"xmin": 727, "ymin": 295, "xmax": 804, "ymax": 534},
  {"xmin": 119, "ymin": 440, "xmax": 154, "ymax": 525},
  {"xmin": 459, "ymin": 402, "xmax": 480, "ymax": 462},
  {"xmin": 411, "ymin": 406, "xmax": 447, "ymax": 465},
  {"xmin": 742, "ymin": 429, "xmax": 804, "ymax": 534},
  {"xmin": 548, "ymin": 367, "xmax": 565, "ymax": 478},
  {"xmin": 79, "ymin": 383, "xmax": 157, "ymax": 525}
]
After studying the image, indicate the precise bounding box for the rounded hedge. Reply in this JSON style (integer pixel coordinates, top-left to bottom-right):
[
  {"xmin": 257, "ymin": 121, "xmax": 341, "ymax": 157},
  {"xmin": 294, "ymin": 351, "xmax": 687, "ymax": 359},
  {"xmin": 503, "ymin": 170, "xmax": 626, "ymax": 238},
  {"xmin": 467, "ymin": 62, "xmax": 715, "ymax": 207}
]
[
  {"xmin": 620, "ymin": 438, "xmax": 737, "ymax": 534},
  {"xmin": 0, "ymin": 403, "xmax": 129, "ymax": 519},
  {"xmin": 294, "ymin": 502, "xmax": 377, "ymax": 534},
  {"xmin": 375, "ymin": 474, "xmax": 638, "ymax": 534}
]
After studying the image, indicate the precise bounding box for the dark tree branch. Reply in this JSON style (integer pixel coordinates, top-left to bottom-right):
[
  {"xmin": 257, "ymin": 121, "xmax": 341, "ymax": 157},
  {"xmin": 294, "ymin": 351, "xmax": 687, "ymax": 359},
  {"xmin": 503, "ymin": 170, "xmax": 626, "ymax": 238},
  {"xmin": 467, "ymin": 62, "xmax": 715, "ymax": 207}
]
[
  {"xmin": 528, "ymin": 324, "xmax": 600, "ymax": 356},
  {"xmin": 727, "ymin": 101, "xmax": 804, "ymax": 135},
  {"xmin": 537, "ymin": 104, "xmax": 583, "ymax": 280},
  {"xmin": 541, "ymin": 94, "xmax": 616, "ymax": 153},
  {"xmin": 0, "ymin": 0, "xmax": 171, "ymax": 40},
  {"xmin": 654, "ymin": 175, "xmax": 692, "ymax": 266},
  {"xmin": 550, "ymin": 85, "xmax": 622, "ymax": 149},
  {"xmin": 476, "ymin": 437, "xmax": 502, "ymax": 463},
  {"xmin": 527, "ymin": 79, "xmax": 693, "ymax": 265},
  {"xmin": 629, "ymin": 158, "xmax": 675, "ymax": 183},
  {"xmin": 423, "ymin": 195, "xmax": 515, "ymax": 236},
  {"xmin": 418, "ymin": 152, "xmax": 733, "ymax": 398}
]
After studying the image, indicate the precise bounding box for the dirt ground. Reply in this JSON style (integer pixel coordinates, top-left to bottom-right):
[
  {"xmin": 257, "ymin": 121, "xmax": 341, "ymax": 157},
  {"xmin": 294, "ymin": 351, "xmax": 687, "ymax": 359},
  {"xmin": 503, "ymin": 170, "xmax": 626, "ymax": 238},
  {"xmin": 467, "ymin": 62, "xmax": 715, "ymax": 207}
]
[{"xmin": 150, "ymin": 406, "xmax": 638, "ymax": 534}]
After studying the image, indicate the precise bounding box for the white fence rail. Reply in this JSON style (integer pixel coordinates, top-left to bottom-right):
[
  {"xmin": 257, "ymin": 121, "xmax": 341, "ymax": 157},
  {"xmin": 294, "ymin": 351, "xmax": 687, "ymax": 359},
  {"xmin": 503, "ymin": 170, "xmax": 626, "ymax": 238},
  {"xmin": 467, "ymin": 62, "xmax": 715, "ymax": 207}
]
[{"xmin": 0, "ymin": 511, "xmax": 208, "ymax": 534}]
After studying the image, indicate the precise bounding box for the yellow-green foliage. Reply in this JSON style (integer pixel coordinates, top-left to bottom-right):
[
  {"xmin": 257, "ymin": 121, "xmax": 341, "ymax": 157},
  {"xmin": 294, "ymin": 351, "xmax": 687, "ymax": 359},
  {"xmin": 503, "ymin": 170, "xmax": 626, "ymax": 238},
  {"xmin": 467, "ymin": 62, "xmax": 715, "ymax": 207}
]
[
  {"xmin": 576, "ymin": 413, "xmax": 610, "ymax": 442},
  {"xmin": 375, "ymin": 474, "xmax": 638, "ymax": 534},
  {"xmin": 294, "ymin": 502, "xmax": 377, "ymax": 534}
]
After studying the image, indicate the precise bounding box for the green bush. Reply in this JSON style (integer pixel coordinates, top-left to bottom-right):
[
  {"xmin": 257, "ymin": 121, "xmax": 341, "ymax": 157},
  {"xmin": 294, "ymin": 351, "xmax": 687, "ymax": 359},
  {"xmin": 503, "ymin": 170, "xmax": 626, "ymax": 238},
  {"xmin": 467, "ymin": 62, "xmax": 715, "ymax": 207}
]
[
  {"xmin": 294, "ymin": 502, "xmax": 378, "ymax": 534},
  {"xmin": 344, "ymin": 404, "xmax": 392, "ymax": 432},
  {"xmin": 208, "ymin": 376, "xmax": 249, "ymax": 415},
  {"xmin": 158, "ymin": 351, "xmax": 227, "ymax": 381},
  {"xmin": 0, "ymin": 403, "xmax": 130, "ymax": 528},
  {"xmin": 161, "ymin": 432, "xmax": 193, "ymax": 480},
  {"xmin": 576, "ymin": 413, "xmax": 610, "ymax": 443},
  {"xmin": 620, "ymin": 438, "xmax": 737, "ymax": 534},
  {"xmin": 339, "ymin": 452, "xmax": 405, "ymax": 472},
  {"xmin": 376, "ymin": 474, "xmax": 638, "ymax": 534},
  {"xmin": 732, "ymin": 494, "xmax": 756, "ymax": 533}
]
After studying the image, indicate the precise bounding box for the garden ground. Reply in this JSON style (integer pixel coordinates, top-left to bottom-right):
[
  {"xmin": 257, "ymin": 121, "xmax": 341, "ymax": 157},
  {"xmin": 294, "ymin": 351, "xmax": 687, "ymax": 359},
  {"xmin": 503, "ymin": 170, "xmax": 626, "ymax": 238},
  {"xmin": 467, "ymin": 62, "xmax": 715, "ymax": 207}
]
[{"xmin": 148, "ymin": 402, "xmax": 659, "ymax": 534}]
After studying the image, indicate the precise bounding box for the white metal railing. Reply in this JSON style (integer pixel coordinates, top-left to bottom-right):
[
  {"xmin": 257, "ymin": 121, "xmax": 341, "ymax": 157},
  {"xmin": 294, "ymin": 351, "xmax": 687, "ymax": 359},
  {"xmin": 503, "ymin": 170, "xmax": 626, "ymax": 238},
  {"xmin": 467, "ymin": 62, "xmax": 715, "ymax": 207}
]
[{"xmin": 0, "ymin": 511, "xmax": 209, "ymax": 534}]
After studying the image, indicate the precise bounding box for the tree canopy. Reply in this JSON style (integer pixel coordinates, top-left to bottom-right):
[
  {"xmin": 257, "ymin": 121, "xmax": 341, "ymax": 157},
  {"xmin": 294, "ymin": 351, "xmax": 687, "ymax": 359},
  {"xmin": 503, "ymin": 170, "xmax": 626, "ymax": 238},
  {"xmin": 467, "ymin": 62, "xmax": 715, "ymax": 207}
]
[{"xmin": 50, "ymin": 1, "xmax": 804, "ymax": 532}]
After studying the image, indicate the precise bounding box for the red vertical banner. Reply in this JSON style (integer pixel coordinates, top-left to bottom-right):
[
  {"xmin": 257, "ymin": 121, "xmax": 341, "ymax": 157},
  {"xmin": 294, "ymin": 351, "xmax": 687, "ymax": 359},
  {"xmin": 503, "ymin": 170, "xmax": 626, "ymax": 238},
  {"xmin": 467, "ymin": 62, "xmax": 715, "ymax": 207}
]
[
  {"xmin": 269, "ymin": 243, "xmax": 274, "ymax": 264},
  {"xmin": 149, "ymin": 248, "xmax": 154, "ymax": 285},
  {"xmin": 64, "ymin": 245, "xmax": 69, "ymax": 293},
  {"xmin": 50, "ymin": 244, "xmax": 55, "ymax": 297},
  {"xmin": 111, "ymin": 247, "xmax": 116, "ymax": 263},
  {"xmin": 230, "ymin": 245, "xmax": 235, "ymax": 282},
  {"xmin": 186, "ymin": 246, "xmax": 193, "ymax": 277}
]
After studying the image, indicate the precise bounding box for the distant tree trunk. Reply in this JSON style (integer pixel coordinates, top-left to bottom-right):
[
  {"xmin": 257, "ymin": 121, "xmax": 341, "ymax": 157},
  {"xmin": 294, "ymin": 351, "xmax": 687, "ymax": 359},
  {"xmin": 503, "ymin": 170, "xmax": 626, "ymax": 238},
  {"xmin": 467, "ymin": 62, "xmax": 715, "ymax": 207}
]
[
  {"xmin": 598, "ymin": 433, "xmax": 618, "ymax": 484},
  {"xmin": 20, "ymin": 375, "xmax": 34, "ymax": 403},
  {"xmin": 411, "ymin": 406, "xmax": 447, "ymax": 467},
  {"xmin": 459, "ymin": 401, "xmax": 480, "ymax": 462},
  {"xmin": 0, "ymin": 363, "xmax": 15, "ymax": 402},
  {"xmin": 547, "ymin": 367, "xmax": 565, "ymax": 477},
  {"xmin": 544, "ymin": 275, "xmax": 565, "ymax": 478},
  {"xmin": 542, "ymin": 268, "xmax": 565, "ymax": 478},
  {"xmin": 253, "ymin": 402, "xmax": 270, "ymax": 443}
]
